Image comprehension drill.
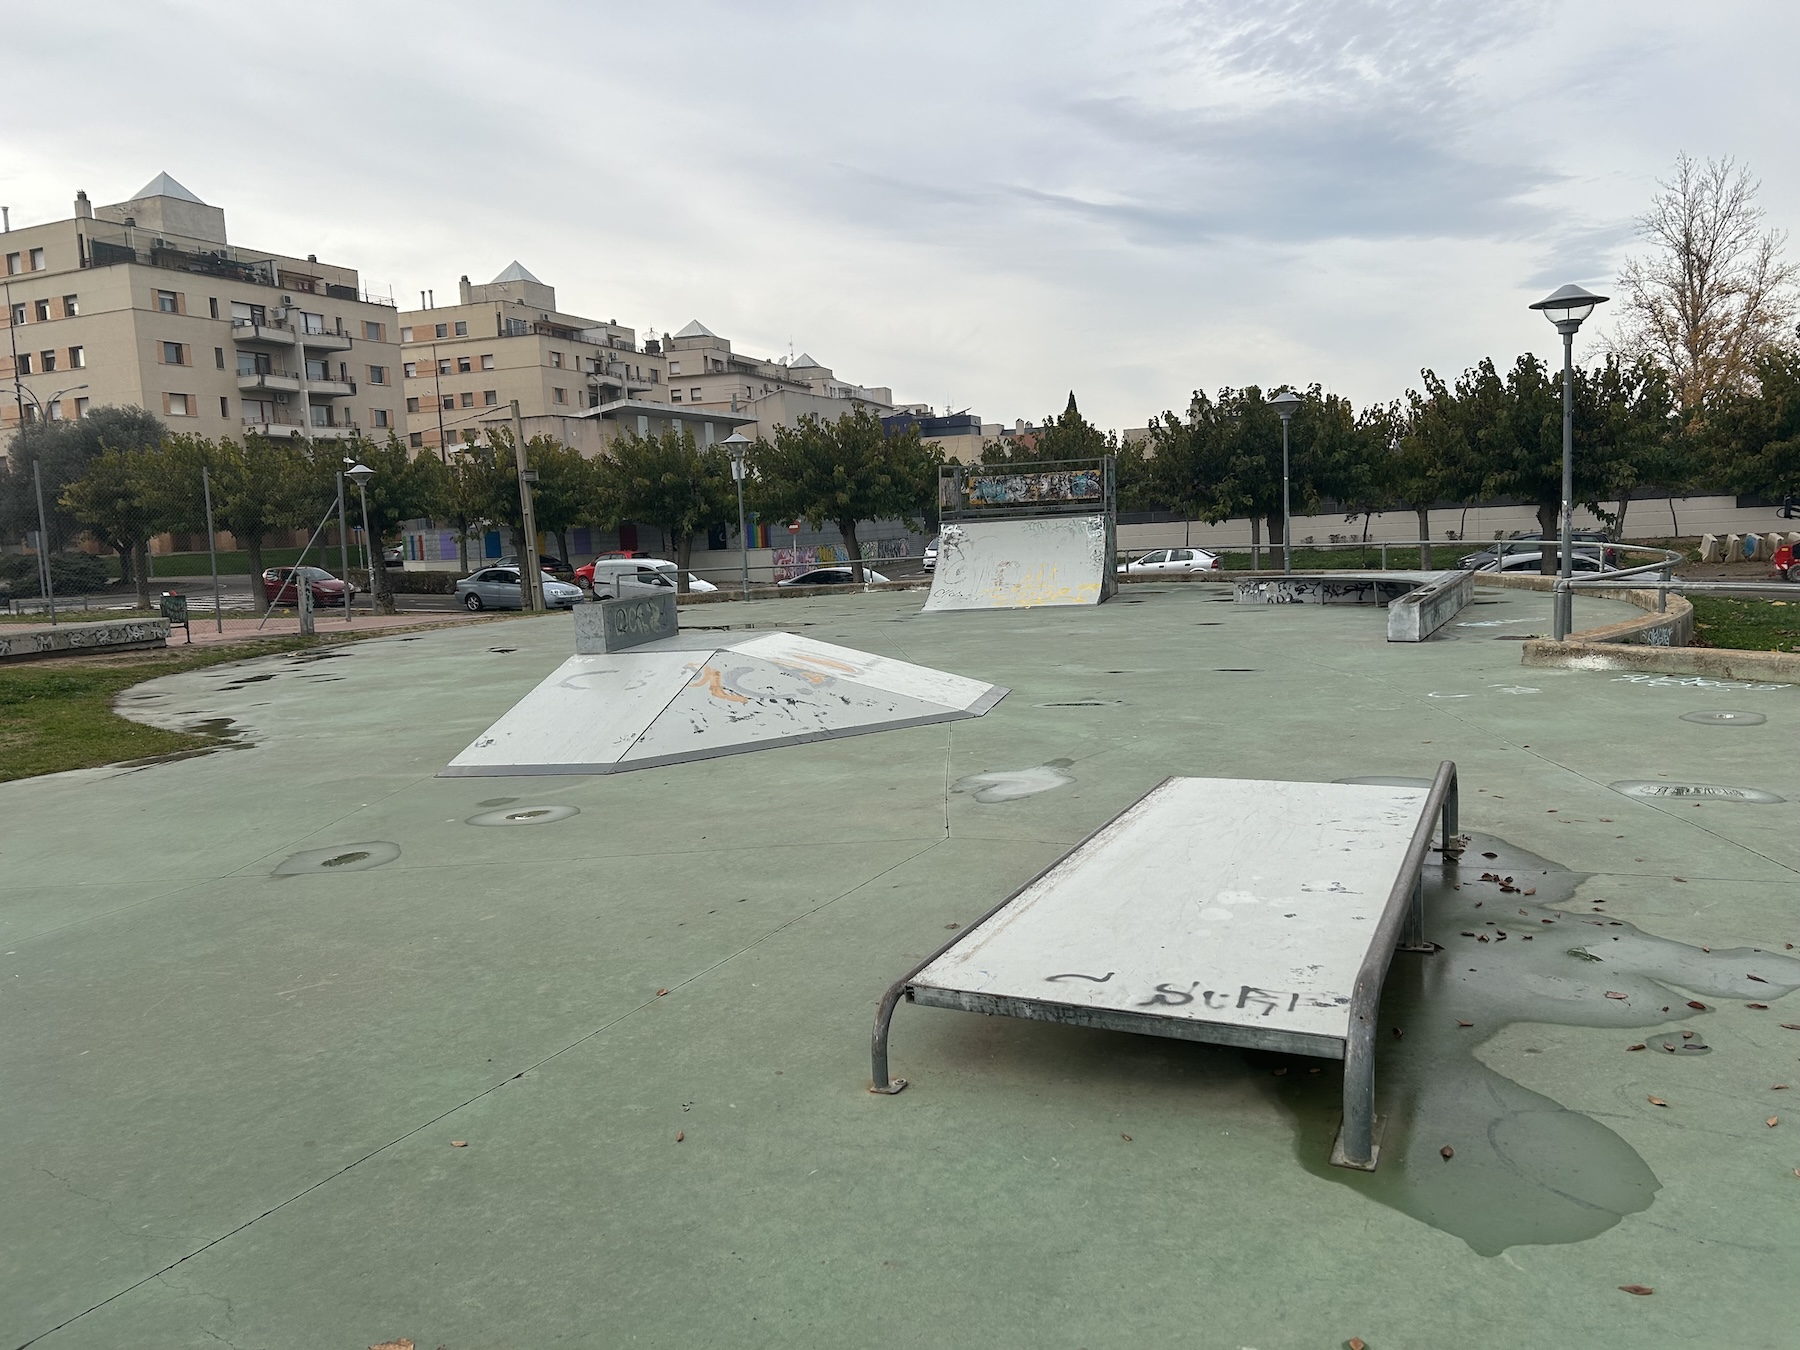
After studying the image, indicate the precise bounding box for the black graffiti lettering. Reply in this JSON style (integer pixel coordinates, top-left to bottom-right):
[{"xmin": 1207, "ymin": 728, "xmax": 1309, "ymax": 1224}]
[
  {"xmin": 1138, "ymin": 982, "xmax": 1198, "ymax": 1007},
  {"xmin": 1046, "ymin": 971, "xmax": 1115, "ymax": 983},
  {"xmin": 1237, "ymin": 985, "xmax": 1281, "ymax": 1016},
  {"xmin": 1201, "ymin": 990, "xmax": 1231, "ymax": 1009}
]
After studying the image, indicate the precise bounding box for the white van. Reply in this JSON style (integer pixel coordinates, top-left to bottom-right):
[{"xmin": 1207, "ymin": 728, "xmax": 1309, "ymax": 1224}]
[{"xmin": 586, "ymin": 558, "xmax": 718, "ymax": 599}]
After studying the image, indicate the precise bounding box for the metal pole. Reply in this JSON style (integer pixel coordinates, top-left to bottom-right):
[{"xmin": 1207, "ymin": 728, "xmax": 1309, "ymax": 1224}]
[
  {"xmin": 356, "ymin": 482, "xmax": 373, "ymax": 615},
  {"xmin": 510, "ymin": 400, "xmax": 543, "ymax": 612},
  {"xmin": 337, "ymin": 471, "xmax": 352, "ymax": 624},
  {"xmin": 202, "ymin": 464, "xmax": 223, "ymax": 633},
  {"xmin": 734, "ymin": 466, "xmax": 749, "ymax": 601},
  {"xmin": 1555, "ymin": 328, "xmax": 1574, "ymax": 641},
  {"xmin": 1281, "ymin": 417, "xmax": 1292, "ymax": 575},
  {"xmin": 32, "ymin": 458, "xmax": 57, "ymax": 624}
]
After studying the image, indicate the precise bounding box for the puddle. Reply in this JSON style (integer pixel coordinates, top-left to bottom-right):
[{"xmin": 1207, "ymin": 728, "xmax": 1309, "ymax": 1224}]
[
  {"xmin": 952, "ymin": 760, "xmax": 1076, "ymax": 803},
  {"xmin": 273, "ymin": 841, "xmax": 401, "ymax": 875},
  {"xmin": 1270, "ymin": 831, "xmax": 1800, "ymax": 1255},
  {"xmin": 219, "ymin": 672, "xmax": 278, "ymax": 689},
  {"xmin": 1679, "ymin": 710, "xmax": 1767, "ymax": 725},
  {"xmin": 466, "ymin": 804, "xmax": 581, "ymax": 827},
  {"xmin": 1609, "ymin": 780, "xmax": 1785, "ymax": 804}
]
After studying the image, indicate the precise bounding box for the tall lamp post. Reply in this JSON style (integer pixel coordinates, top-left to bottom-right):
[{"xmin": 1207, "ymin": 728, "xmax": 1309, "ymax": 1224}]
[
  {"xmin": 722, "ymin": 432, "xmax": 752, "ymax": 601},
  {"xmin": 1270, "ymin": 390, "xmax": 1302, "ymax": 574},
  {"xmin": 345, "ymin": 461, "xmax": 376, "ymax": 615},
  {"xmin": 1528, "ymin": 284, "xmax": 1609, "ymax": 641}
]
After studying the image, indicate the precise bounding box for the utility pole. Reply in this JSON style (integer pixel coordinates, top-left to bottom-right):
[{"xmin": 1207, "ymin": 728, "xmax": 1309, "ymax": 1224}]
[
  {"xmin": 336, "ymin": 470, "xmax": 352, "ymax": 624},
  {"xmin": 432, "ymin": 341, "xmax": 449, "ymax": 462},
  {"xmin": 32, "ymin": 458, "xmax": 57, "ymax": 623},
  {"xmin": 510, "ymin": 400, "xmax": 544, "ymax": 612}
]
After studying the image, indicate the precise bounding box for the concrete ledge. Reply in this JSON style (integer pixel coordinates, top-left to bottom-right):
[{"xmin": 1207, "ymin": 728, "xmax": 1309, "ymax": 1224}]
[
  {"xmin": 1521, "ymin": 640, "xmax": 1800, "ymax": 681},
  {"xmin": 1231, "ymin": 570, "xmax": 1471, "ymax": 641},
  {"xmin": 1475, "ymin": 572, "xmax": 1695, "ymax": 646},
  {"xmin": 0, "ymin": 617, "xmax": 171, "ymax": 662},
  {"xmin": 1386, "ymin": 569, "xmax": 1475, "ymax": 642}
]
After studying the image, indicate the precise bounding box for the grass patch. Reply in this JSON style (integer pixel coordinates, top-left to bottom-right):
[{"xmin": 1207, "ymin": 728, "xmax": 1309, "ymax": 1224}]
[
  {"xmin": 0, "ymin": 638, "xmax": 314, "ymax": 782},
  {"xmin": 1689, "ymin": 596, "xmax": 1800, "ymax": 653}
]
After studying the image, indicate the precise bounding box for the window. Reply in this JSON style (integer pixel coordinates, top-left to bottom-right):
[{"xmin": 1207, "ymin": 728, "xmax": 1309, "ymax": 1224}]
[
  {"xmin": 239, "ymin": 351, "xmax": 271, "ymax": 376},
  {"xmin": 438, "ymin": 359, "xmax": 452, "ymax": 376},
  {"xmin": 549, "ymin": 351, "xmax": 563, "ymax": 369},
  {"xmin": 231, "ymin": 301, "xmax": 265, "ymax": 326},
  {"xmin": 670, "ymin": 390, "xmax": 682, "ymax": 402},
  {"xmin": 298, "ymin": 311, "xmax": 325, "ymax": 334},
  {"xmin": 29, "ymin": 247, "xmax": 46, "ymax": 271},
  {"xmin": 40, "ymin": 350, "xmax": 56, "ymax": 373},
  {"xmin": 311, "ymin": 405, "xmax": 332, "ymax": 427},
  {"xmin": 399, "ymin": 326, "xmax": 414, "ymax": 342},
  {"xmin": 215, "ymin": 347, "xmax": 225, "ymax": 369},
  {"xmin": 480, "ymin": 353, "xmax": 494, "ymax": 370},
  {"xmin": 434, "ymin": 323, "xmax": 447, "ymax": 339},
  {"xmin": 460, "ymin": 392, "xmax": 474, "ymax": 408},
  {"xmin": 219, "ymin": 396, "xmax": 230, "ymax": 417},
  {"xmin": 669, "ymin": 360, "xmax": 681, "ymax": 375},
  {"xmin": 74, "ymin": 397, "xmax": 89, "ymax": 418},
  {"xmin": 453, "ymin": 321, "xmax": 467, "ymax": 336},
  {"xmin": 208, "ymin": 297, "xmax": 219, "ymax": 319},
  {"xmin": 364, "ymin": 321, "xmax": 384, "ymax": 341},
  {"xmin": 9, "ymin": 303, "xmax": 24, "ymax": 325},
  {"xmin": 368, "ymin": 365, "xmax": 386, "ymax": 385},
  {"xmin": 442, "ymin": 395, "xmax": 454, "ymax": 411},
  {"xmin": 167, "ymin": 393, "xmax": 193, "ymax": 416},
  {"xmin": 482, "ymin": 390, "xmax": 497, "ymax": 406},
  {"xmin": 156, "ymin": 290, "xmax": 179, "ymax": 313},
  {"xmin": 68, "ymin": 345, "xmax": 83, "ymax": 368},
  {"xmin": 457, "ymin": 356, "xmax": 471, "ymax": 374},
  {"xmin": 306, "ymin": 359, "xmax": 329, "ymax": 381},
  {"xmin": 163, "ymin": 341, "xmax": 186, "ymax": 365},
  {"xmin": 552, "ymin": 387, "xmax": 566, "ymax": 404},
  {"xmin": 649, "ymin": 369, "xmax": 659, "ymax": 383},
  {"xmin": 409, "ymin": 431, "xmax": 424, "ymax": 448},
  {"xmin": 63, "ymin": 294, "xmax": 79, "ymax": 317},
  {"xmin": 48, "ymin": 400, "xmax": 65, "ymax": 422},
  {"xmin": 17, "ymin": 352, "xmax": 31, "ymax": 374},
  {"xmin": 4, "ymin": 252, "xmax": 17, "ymax": 275},
  {"xmin": 691, "ymin": 388, "xmax": 702, "ymax": 401},
  {"xmin": 373, "ymin": 409, "xmax": 390, "ymax": 428},
  {"xmin": 34, "ymin": 299, "xmax": 50, "ymax": 322},
  {"xmin": 402, "ymin": 361, "xmax": 417, "ymax": 378}
]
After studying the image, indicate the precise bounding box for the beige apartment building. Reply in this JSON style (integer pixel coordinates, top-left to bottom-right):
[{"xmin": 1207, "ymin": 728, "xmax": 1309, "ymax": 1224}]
[
  {"xmin": 1, "ymin": 174, "xmax": 402, "ymax": 455},
  {"xmin": 662, "ymin": 320, "xmax": 896, "ymax": 437}
]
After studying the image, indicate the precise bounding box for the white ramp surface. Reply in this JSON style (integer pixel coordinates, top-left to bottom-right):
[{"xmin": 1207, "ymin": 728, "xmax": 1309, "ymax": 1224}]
[
  {"xmin": 909, "ymin": 777, "xmax": 1429, "ymax": 1051},
  {"xmin": 441, "ymin": 632, "xmax": 1007, "ymax": 777},
  {"xmin": 923, "ymin": 515, "xmax": 1110, "ymax": 611}
]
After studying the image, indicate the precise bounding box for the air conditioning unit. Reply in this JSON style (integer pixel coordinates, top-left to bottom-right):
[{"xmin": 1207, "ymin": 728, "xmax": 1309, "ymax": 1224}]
[{"xmin": 274, "ymin": 393, "xmax": 290, "ymax": 404}]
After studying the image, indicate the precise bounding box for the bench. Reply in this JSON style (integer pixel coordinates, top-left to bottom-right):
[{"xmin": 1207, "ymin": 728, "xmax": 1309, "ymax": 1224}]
[{"xmin": 871, "ymin": 763, "xmax": 1459, "ymax": 1170}]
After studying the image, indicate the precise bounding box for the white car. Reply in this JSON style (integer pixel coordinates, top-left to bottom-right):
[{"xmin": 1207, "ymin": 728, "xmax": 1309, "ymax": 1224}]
[
  {"xmin": 586, "ymin": 558, "xmax": 719, "ymax": 599},
  {"xmin": 777, "ymin": 567, "xmax": 892, "ymax": 588},
  {"xmin": 1123, "ymin": 547, "xmax": 1220, "ymax": 575},
  {"xmin": 923, "ymin": 536, "xmax": 939, "ymax": 572}
]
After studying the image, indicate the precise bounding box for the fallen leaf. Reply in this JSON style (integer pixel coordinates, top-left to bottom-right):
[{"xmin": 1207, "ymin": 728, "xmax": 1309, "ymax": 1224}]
[
  {"xmin": 1273, "ymin": 1067, "xmax": 1288, "ymax": 1076},
  {"xmin": 1687, "ymin": 1001, "xmax": 1707, "ymax": 1011},
  {"xmin": 1682, "ymin": 1031, "xmax": 1695, "ymax": 1039},
  {"xmin": 1478, "ymin": 934, "xmax": 1489, "ymax": 942},
  {"xmin": 1461, "ymin": 931, "xmax": 1476, "ymax": 937},
  {"xmin": 1456, "ymin": 1020, "xmax": 1473, "ymax": 1027},
  {"xmin": 1482, "ymin": 852, "xmax": 1498, "ymax": 859},
  {"xmin": 1769, "ymin": 1117, "xmax": 1780, "ymax": 1128},
  {"xmin": 1599, "ymin": 818, "xmax": 1612, "ymax": 822},
  {"xmin": 1524, "ymin": 888, "xmax": 1537, "ymax": 896},
  {"xmin": 1774, "ymin": 1085, "xmax": 1790, "ymax": 1091},
  {"xmin": 1748, "ymin": 974, "xmax": 1769, "ymax": 983},
  {"xmin": 676, "ymin": 1130, "xmax": 685, "ymax": 1142},
  {"xmin": 1606, "ymin": 991, "xmax": 1628, "ymax": 1000},
  {"xmin": 657, "ymin": 988, "xmax": 670, "ymax": 996},
  {"xmin": 449, "ymin": 1140, "xmax": 468, "ymax": 1148},
  {"xmin": 1749, "ymin": 1003, "xmax": 1770, "ymax": 1010},
  {"xmin": 1121, "ymin": 1133, "xmax": 1132, "ymax": 1141},
  {"xmin": 944, "ymin": 922, "xmax": 961, "ymax": 929},
  {"xmin": 1619, "ymin": 1285, "xmax": 1654, "ymax": 1296},
  {"xmin": 1547, "ymin": 809, "xmax": 1557, "ymax": 813},
  {"xmin": 1648, "ymin": 1096, "xmax": 1668, "ymax": 1107},
  {"xmin": 1781, "ymin": 1024, "xmax": 1800, "ymax": 1031},
  {"xmin": 1350, "ymin": 1340, "xmax": 1368, "ymax": 1350},
  {"xmin": 1626, "ymin": 1044, "xmax": 1646, "ymax": 1051},
  {"xmin": 1440, "ymin": 1145, "xmax": 1454, "ymax": 1160},
  {"xmin": 370, "ymin": 1341, "xmax": 416, "ymax": 1350},
  {"xmin": 1392, "ymin": 1027, "xmax": 1404, "ymax": 1040},
  {"xmin": 1662, "ymin": 1043, "xmax": 1676, "ymax": 1052},
  {"xmin": 1673, "ymin": 877, "xmax": 1687, "ymax": 883}
]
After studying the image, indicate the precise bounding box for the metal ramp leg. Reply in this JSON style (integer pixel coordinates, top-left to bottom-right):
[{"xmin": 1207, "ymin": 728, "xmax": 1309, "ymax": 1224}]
[{"xmin": 870, "ymin": 981, "xmax": 910, "ymax": 1095}]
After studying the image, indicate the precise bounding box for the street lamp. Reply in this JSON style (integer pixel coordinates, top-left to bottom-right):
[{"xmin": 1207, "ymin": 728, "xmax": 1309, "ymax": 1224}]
[
  {"xmin": 1270, "ymin": 390, "xmax": 1302, "ymax": 574},
  {"xmin": 722, "ymin": 432, "xmax": 752, "ymax": 601},
  {"xmin": 1529, "ymin": 283, "xmax": 1610, "ymax": 641},
  {"xmin": 346, "ymin": 461, "xmax": 375, "ymax": 615}
]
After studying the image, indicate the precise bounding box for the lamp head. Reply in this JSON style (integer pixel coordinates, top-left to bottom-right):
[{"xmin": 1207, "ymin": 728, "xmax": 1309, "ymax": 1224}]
[
  {"xmin": 1269, "ymin": 390, "xmax": 1303, "ymax": 423},
  {"xmin": 1530, "ymin": 283, "xmax": 1609, "ymax": 334},
  {"xmin": 721, "ymin": 431, "xmax": 751, "ymax": 461},
  {"xmin": 345, "ymin": 462, "xmax": 375, "ymax": 487}
]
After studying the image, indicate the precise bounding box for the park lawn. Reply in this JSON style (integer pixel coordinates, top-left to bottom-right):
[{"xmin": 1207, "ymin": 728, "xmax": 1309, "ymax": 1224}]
[
  {"xmin": 0, "ymin": 638, "xmax": 311, "ymax": 782},
  {"xmin": 1689, "ymin": 596, "xmax": 1800, "ymax": 653}
]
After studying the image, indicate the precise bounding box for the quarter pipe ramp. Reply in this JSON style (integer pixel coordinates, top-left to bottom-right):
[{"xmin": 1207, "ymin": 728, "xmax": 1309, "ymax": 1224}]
[{"xmin": 922, "ymin": 514, "xmax": 1114, "ymax": 612}]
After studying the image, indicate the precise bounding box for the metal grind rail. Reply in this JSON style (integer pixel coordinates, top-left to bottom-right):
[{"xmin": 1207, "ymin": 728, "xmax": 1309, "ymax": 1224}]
[{"xmin": 870, "ymin": 761, "xmax": 1459, "ymax": 1172}]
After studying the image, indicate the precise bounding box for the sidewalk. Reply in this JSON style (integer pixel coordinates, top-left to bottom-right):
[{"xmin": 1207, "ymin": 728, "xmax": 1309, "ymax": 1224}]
[{"xmin": 177, "ymin": 608, "xmax": 523, "ymax": 647}]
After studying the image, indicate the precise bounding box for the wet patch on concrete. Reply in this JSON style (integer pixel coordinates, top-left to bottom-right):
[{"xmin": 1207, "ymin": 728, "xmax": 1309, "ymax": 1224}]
[
  {"xmin": 1270, "ymin": 831, "xmax": 1800, "ymax": 1255},
  {"xmin": 952, "ymin": 761, "xmax": 1076, "ymax": 803},
  {"xmin": 466, "ymin": 804, "xmax": 581, "ymax": 827},
  {"xmin": 273, "ymin": 842, "xmax": 402, "ymax": 875},
  {"xmin": 1680, "ymin": 710, "xmax": 1767, "ymax": 725}
]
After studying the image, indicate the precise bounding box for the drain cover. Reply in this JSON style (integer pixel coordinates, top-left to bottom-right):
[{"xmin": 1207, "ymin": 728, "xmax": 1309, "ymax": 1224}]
[
  {"xmin": 1608, "ymin": 780, "xmax": 1784, "ymax": 804},
  {"xmin": 274, "ymin": 842, "xmax": 402, "ymax": 875},
  {"xmin": 466, "ymin": 804, "xmax": 582, "ymax": 827},
  {"xmin": 1680, "ymin": 710, "xmax": 1767, "ymax": 725}
]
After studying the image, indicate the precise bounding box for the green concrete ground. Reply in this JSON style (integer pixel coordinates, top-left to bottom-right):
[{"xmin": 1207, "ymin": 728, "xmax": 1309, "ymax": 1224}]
[{"xmin": 3, "ymin": 583, "xmax": 1797, "ymax": 1350}]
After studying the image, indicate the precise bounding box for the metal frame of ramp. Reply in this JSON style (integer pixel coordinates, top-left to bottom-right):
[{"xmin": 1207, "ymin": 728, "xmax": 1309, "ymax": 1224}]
[
  {"xmin": 923, "ymin": 458, "xmax": 1117, "ymax": 611},
  {"xmin": 870, "ymin": 762, "xmax": 1459, "ymax": 1171}
]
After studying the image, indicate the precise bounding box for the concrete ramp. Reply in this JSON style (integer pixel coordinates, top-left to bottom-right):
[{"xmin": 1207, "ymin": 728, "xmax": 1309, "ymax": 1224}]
[
  {"xmin": 441, "ymin": 632, "xmax": 1007, "ymax": 776},
  {"xmin": 922, "ymin": 515, "xmax": 1113, "ymax": 612}
]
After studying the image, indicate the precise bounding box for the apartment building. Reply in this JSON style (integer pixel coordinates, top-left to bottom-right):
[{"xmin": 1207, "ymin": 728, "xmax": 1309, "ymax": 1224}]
[
  {"xmin": 398, "ymin": 264, "xmax": 674, "ymax": 456},
  {"xmin": 1, "ymin": 174, "xmax": 402, "ymax": 454},
  {"xmin": 662, "ymin": 320, "xmax": 897, "ymax": 439}
]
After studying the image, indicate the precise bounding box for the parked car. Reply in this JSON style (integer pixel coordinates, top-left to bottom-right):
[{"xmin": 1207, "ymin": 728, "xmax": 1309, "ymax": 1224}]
[
  {"xmin": 1123, "ymin": 547, "xmax": 1220, "ymax": 575},
  {"xmin": 573, "ymin": 552, "xmax": 654, "ymax": 584},
  {"xmin": 382, "ymin": 542, "xmax": 405, "ymax": 567},
  {"xmin": 1460, "ymin": 533, "xmax": 1619, "ymax": 571},
  {"xmin": 777, "ymin": 567, "xmax": 892, "ymax": 588},
  {"xmin": 1773, "ymin": 538, "xmax": 1796, "ymax": 582},
  {"xmin": 584, "ymin": 558, "xmax": 718, "ymax": 598},
  {"xmin": 456, "ymin": 566, "xmax": 584, "ymax": 611},
  {"xmin": 262, "ymin": 565, "xmax": 356, "ymax": 608},
  {"xmin": 495, "ymin": 553, "xmax": 575, "ymax": 581},
  {"xmin": 923, "ymin": 536, "xmax": 940, "ymax": 572}
]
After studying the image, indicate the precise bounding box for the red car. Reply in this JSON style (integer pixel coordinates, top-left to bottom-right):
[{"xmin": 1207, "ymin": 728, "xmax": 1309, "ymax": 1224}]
[
  {"xmin": 574, "ymin": 552, "xmax": 653, "ymax": 586},
  {"xmin": 262, "ymin": 565, "xmax": 356, "ymax": 608}
]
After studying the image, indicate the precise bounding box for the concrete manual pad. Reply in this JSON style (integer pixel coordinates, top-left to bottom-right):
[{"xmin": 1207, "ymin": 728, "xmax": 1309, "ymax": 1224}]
[{"xmin": 441, "ymin": 630, "xmax": 1007, "ymax": 776}]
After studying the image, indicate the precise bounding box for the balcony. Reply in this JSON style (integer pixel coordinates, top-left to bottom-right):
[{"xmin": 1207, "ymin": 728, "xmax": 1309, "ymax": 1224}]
[
  {"xmin": 237, "ymin": 372, "xmax": 301, "ymax": 394},
  {"xmin": 299, "ymin": 328, "xmax": 354, "ymax": 353},
  {"xmin": 242, "ymin": 420, "xmax": 361, "ymax": 442},
  {"xmin": 307, "ymin": 377, "xmax": 356, "ymax": 398},
  {"xmin": 232, "ymin": 320, "xmax": 297, "ymax": 347}
]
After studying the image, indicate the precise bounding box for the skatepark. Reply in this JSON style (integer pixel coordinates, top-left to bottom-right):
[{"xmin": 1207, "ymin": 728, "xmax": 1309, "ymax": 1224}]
[{"xmin": 5, "ymin": 561, "xmax": 1798, "ymax": 1349}]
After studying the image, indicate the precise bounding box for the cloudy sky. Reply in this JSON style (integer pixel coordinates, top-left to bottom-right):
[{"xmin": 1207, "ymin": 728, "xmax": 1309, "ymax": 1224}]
[{"xmin": 6, "ymin": 0, "xmax": 1795, "ymax": 428}]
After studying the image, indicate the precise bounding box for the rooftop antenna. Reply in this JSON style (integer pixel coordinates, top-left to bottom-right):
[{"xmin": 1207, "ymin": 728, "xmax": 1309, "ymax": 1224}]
[{"xmin": 2, "ymin": 207, "xmax": 9, "ymax": 232}]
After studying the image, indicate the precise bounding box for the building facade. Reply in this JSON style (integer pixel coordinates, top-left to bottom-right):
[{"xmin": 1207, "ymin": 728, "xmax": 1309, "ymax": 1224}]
[
  {"xmin": 662, "ymin": 320, "xmax": 897, "ymax": 439},
  {"xmin": 1, "ymin": 174, "xmax": 402, "ymax": 455}
]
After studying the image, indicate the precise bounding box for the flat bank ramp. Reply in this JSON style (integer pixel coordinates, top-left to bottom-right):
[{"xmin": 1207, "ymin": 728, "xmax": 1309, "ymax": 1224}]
[
  {"xmin": 922, "ymin": 515, "xmax": 1111, "ymax": 612},
  {"xmin": 871, "ymin": 765, "xmax": 1460, "ymax": 1170}
]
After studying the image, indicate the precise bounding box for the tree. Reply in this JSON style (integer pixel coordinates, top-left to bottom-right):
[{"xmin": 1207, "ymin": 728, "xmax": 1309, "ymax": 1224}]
[
  {"xmin": 1707, "ymin": 344, "xmax": 1800, "ymax": 506},
  {"xmin": 1391, "ymin": 379, "xmax": 1475, "ymax": 567},
  {"xmin": 751, "ymin": 405, "xmax": 940, "ymax": 582},
  {"xmin": 50, "ymin": 407, "xmax": 171, "ymax": 606},
  {"xmin": 521, "ymin": 438, "xmax": 595, "ymax": 567},
  {"xmin": 595, "ymin": 426, "xmax": 734, "ymax": 591},
  {"xmin": 982, "ymin": 392, "xmax": 1116, "ymax": 465},
  {"xmin": 1614, "ymin": 154, "xmax": 1799, "ymax": 417},
  {"xmin": 340, "ymin": 435, "xmax": 450, "ymax": 613}
]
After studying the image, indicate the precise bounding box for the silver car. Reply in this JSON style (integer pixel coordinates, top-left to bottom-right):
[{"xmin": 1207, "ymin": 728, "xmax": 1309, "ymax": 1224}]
[{"xmin": 456, "ymin": 566, "xmax": 584, "ymax": 611}]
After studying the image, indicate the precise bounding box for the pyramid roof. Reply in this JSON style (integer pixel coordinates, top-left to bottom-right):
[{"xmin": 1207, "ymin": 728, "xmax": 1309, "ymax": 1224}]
[
  {"xmin": 789, "ymin": 352, "xmax": 821, "ymax": 369},
  {"xmin": 673, "ymin": 319, "xmax": 718, "ymax": 339},
  {"xmin": 130, "ymin": 172, "xmax": 204, "ymax": 204},
  {"xmin": 491, "ymin": 260, "xmax": 543, "ymax": 284}
]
